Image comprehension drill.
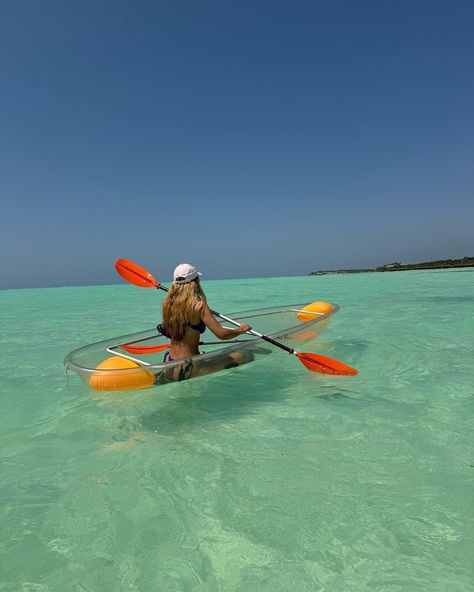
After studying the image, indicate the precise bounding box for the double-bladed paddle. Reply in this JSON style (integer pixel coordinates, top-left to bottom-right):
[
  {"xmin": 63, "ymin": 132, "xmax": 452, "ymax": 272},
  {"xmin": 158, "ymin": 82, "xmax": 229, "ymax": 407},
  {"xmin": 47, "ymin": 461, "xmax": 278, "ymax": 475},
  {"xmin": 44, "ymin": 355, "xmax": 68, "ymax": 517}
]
[{"xmin": 115, "ymin": 258, "xmax": 358, "ymax": 376}]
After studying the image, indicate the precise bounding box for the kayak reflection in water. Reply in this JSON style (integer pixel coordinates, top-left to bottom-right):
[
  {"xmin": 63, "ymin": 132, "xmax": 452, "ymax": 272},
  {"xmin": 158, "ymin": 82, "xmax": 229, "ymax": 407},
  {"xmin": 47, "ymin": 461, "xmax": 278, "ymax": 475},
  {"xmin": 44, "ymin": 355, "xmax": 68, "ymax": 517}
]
[{"xmin": 156, "ymin": 263, "xmax": 251, "ymax": 381}]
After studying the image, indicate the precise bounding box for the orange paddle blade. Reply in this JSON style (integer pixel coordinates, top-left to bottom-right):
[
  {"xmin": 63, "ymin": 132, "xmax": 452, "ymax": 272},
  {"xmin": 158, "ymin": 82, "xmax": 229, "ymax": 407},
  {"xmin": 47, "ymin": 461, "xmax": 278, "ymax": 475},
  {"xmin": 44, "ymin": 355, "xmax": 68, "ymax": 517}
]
[
  {"xmin": 296, "ymin": 352, "xmax": 358, "ymax": 376},
  {"xmin": 115, "ymin": 258, "xmax": 159, "ymax": 288},
  {"xmin": 120, "ymin": 343, "xmax": 170, "ymax": 354}
]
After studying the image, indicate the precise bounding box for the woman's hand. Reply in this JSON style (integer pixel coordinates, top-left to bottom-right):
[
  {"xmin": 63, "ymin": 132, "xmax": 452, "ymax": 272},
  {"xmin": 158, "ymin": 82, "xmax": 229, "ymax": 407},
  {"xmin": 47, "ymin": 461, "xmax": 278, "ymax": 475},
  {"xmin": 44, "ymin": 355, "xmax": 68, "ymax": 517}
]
[{"xmin": 238, "ymin": 323, "xmax": 251, "ymax": 334}]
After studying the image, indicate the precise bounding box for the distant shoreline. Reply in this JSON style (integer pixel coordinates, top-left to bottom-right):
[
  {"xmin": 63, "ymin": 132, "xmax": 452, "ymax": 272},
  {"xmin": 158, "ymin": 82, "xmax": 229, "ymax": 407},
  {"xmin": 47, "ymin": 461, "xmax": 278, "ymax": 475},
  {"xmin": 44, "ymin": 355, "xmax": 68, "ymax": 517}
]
[{"xmin": 308, "ymin": 257, "xmax": 474, "ymax": 275}]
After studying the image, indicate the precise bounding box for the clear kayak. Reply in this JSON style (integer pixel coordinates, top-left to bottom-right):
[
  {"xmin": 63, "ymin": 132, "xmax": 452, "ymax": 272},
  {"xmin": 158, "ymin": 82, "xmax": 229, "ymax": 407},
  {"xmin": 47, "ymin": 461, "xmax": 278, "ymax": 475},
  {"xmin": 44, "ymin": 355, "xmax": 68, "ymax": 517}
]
[{"xmin": 64, "ymin": 302, "xmax": 338, "ymax": 391}]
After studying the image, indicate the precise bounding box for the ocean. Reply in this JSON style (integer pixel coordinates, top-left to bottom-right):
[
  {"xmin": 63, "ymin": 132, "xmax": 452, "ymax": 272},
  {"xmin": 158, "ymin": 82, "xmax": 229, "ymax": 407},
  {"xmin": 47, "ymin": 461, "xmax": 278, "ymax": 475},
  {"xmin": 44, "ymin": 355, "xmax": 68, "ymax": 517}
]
[{"xmin": 1, "ymin": 269, "xmax": 473, "ymax": 591}]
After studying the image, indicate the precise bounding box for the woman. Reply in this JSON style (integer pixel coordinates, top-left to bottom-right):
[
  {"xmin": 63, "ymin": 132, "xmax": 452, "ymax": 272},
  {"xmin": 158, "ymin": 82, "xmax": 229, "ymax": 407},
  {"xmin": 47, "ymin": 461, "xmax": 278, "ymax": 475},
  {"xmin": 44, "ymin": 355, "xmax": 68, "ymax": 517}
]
[{"xmin": 158, "ymin": 263, "xmax": 251, "ymax": 380}]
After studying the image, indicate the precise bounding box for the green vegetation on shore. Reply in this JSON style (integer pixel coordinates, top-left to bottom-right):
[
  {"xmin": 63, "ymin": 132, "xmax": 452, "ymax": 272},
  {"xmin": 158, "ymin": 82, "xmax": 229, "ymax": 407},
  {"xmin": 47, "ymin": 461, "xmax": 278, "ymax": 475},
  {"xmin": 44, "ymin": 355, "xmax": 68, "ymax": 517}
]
[{"xmin": 309, "ymin": 257, "xmax": 474, "ymax": 275}]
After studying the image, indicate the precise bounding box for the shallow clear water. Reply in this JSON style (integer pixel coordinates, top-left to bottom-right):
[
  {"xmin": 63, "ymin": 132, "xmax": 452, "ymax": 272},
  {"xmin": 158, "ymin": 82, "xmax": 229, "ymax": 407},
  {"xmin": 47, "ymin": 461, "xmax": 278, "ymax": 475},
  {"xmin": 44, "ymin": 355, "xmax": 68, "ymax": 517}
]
[{"xmin": 1, "ymin": 270, "xmax": 473, "ymax": 591}]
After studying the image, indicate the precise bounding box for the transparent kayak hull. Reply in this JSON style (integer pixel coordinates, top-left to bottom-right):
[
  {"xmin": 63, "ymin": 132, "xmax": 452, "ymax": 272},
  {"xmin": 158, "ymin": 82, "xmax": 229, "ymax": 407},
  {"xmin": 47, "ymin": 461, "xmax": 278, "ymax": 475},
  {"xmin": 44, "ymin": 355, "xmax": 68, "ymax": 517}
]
[{"xmin": 64, "ymin": 302, "xmax": 338, "ymax": 391}]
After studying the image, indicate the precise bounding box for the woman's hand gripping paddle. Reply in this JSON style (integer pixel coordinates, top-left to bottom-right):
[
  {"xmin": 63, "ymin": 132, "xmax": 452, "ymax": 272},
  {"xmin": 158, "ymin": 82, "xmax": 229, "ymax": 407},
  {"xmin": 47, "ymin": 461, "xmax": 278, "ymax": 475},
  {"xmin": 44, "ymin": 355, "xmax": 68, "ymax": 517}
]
[{"xmin": 115, "ymin": 259, "xmax": 358, "ymax": 376}]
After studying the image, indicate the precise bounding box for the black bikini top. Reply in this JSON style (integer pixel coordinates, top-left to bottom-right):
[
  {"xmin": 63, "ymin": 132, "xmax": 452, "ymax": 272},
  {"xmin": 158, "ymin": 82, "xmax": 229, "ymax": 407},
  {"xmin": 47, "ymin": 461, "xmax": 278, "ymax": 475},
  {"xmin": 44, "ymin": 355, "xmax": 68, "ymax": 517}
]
[
  {"xmin": 157, "ymin": 320, "xmax": 206, "ymax": 338},
  {"xmin": 187, "ymin": 320, "xmax": 206, "ymax": 333}
]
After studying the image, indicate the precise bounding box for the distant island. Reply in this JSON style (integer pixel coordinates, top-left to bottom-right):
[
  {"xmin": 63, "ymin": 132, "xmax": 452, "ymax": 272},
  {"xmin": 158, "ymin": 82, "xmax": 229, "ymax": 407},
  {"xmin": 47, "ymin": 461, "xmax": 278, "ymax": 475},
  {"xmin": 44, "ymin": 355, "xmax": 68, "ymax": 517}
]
[{"xmin": 309, "ymin": 257, "xmax": 474, "ymax": 275}]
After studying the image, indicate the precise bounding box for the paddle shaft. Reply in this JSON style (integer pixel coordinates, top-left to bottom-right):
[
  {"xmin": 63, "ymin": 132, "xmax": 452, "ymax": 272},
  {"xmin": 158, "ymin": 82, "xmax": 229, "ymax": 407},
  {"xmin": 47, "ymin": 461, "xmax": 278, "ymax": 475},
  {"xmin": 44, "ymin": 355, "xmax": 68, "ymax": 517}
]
[{"xmin": 156, "ymin": 285, "xmax": 296, "ymax": 355}]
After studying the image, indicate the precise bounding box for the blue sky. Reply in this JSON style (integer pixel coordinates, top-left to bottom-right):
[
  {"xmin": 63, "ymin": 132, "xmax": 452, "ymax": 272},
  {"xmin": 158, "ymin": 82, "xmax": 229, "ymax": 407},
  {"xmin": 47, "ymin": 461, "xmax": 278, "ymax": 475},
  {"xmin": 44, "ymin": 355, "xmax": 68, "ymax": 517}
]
[{"xmin": 1, "ymin": 0, "xmax": 473, "ymax": 289}]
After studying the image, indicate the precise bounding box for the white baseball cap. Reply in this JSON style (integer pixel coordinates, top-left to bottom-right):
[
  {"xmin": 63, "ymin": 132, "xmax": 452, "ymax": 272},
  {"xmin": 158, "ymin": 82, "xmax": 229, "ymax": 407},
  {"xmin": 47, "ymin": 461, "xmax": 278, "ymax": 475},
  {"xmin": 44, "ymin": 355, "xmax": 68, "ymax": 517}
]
[{"xmin": 173, "ymin": 263, "xmax": 202, "ymax": 284}]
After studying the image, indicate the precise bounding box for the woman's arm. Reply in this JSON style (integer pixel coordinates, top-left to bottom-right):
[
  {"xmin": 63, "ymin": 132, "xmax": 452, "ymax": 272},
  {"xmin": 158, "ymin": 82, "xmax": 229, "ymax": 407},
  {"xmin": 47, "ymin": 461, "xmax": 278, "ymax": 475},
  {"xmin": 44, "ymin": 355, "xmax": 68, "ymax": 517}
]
[{"xmin": 200, "ymin": 302, "xmax": 251, "ymax": 340}]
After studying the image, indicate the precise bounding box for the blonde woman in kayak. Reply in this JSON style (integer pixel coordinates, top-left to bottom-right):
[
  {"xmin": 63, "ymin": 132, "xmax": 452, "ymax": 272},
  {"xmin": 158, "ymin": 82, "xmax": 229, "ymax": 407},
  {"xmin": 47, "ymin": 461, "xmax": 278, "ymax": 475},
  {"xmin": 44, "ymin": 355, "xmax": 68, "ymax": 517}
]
[{"xmin": 158, "ymin": 263, "xmax": 251, "ymax": 380}]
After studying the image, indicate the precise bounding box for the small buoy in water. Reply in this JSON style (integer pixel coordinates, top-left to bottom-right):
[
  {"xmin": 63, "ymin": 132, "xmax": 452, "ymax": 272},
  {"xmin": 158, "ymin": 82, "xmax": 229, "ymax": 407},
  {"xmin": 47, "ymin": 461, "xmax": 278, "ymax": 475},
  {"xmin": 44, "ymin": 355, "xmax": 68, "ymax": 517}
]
[{"xmin": 89, "ymin": 356, "xmax": 155, "ymax": 391}]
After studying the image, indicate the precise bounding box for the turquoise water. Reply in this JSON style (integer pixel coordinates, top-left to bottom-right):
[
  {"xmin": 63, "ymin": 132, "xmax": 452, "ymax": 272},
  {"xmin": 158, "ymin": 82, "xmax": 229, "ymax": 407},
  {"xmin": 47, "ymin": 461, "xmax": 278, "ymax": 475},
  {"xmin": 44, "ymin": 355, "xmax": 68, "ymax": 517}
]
[{"xmin": 1, "ymin": 270, "xmax": 473, "ymax": 591}]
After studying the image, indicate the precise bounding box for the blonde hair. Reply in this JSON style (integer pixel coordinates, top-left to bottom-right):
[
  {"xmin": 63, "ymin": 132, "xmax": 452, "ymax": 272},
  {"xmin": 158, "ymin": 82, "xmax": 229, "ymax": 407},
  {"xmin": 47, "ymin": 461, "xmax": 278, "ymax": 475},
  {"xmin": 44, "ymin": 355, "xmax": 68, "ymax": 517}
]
[{"xmin": 162, "ymin": 278, "xmax": 207, "ymax": 341}]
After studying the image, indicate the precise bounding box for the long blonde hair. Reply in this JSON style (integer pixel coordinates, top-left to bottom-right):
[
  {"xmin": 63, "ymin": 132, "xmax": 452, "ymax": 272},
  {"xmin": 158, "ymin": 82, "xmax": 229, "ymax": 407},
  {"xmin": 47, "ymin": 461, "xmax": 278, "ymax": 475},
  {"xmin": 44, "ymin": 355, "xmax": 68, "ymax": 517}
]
[{"xmin": 162, "ymin": 278, "xmax": 207, "ymax": 341}]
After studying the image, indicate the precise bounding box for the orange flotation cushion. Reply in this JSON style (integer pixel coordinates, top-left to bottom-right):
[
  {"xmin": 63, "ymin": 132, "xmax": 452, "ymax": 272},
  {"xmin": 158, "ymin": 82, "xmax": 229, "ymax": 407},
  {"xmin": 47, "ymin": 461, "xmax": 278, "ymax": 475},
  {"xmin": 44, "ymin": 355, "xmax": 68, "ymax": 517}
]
[
  {"xmin": 89, "ymin": 356, "xmax": 155, "ymax": 391},
  {"xmin": 288, "ymin": 330, "xmax": 318, "ymax": 341},
  {"xmin": 296, "ymin": 301, "xmax": 334, "ymax": 322}
]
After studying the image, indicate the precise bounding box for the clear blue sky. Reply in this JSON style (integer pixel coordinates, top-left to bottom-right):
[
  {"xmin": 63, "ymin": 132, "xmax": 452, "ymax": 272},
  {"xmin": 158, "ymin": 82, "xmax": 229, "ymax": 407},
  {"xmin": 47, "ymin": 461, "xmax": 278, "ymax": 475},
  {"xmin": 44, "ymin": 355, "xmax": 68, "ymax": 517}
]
[{"xmin": 1, "ymin": 0, "xmax": 473, "ymax": 289}]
